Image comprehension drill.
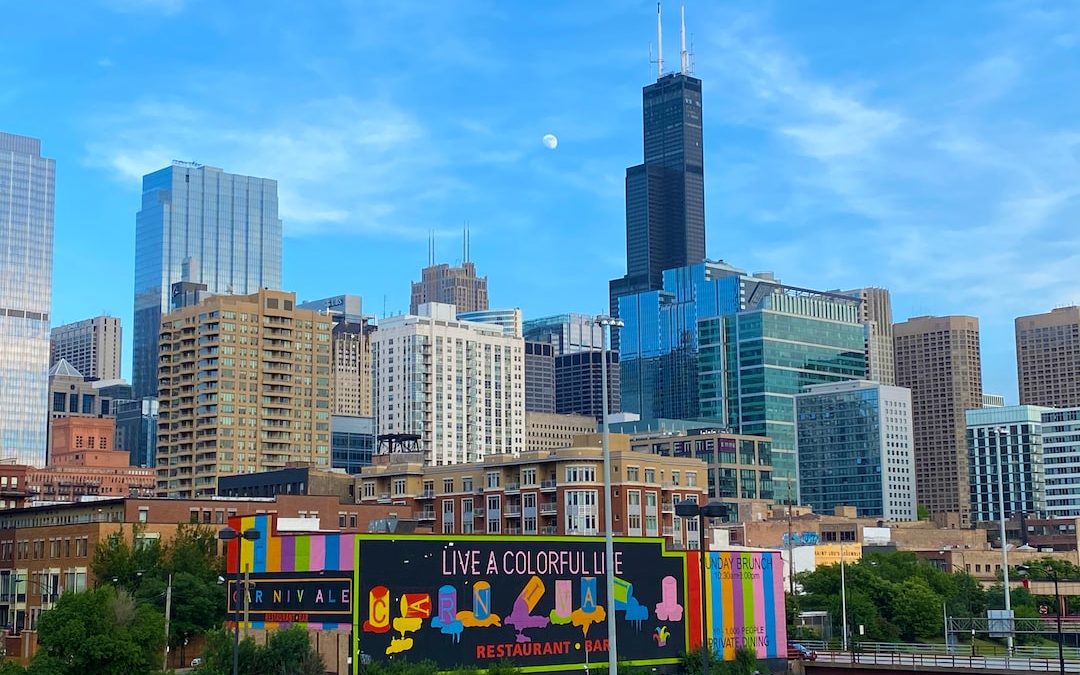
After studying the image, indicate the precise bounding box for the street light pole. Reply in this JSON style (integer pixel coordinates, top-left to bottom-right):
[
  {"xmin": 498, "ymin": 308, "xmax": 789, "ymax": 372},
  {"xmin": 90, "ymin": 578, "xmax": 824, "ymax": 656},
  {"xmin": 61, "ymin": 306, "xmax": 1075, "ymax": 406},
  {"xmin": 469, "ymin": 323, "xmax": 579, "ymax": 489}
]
[
  {"xmin": 162, "ymin": 573, "xmax": 173, "ymax": 672},
  {"xmin": 596, "ymin": 315, "xmax": 622, "ymax": 675},
  {"xmin": 1017, "ymin": 564, "xmax": 1065, "ymax": 675},
  {"xmin": 676, "ymin": 500, "xmax": 728, "ymax": 675},
  {"xmin": 219, "ymin": 526, "xmax": 262, "ymax": 675},
  {"xmin": 840, "ymin": 543, "xmax": 849, "ymax": 653},
  {"xmin": 993, "ymin": 426, "xmax": 1014, "ymax": 654}
]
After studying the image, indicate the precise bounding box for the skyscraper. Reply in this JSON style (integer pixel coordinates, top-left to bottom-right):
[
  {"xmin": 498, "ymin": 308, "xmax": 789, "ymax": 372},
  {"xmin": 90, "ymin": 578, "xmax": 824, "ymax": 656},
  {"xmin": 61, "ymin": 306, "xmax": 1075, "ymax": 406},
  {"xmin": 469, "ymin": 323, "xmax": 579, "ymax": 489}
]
[
  {"xmin": 298, "ymin": 295, "xmax": 375, "ymax": 418},
  {"xmin": 894, "ymin": 315, "xmax": 983, "ymax": 524},
  {"xmin": 50, "ymin": 315, "xmax": 122, "ymax": 381},
  {"xmin": 524, "ymin": 314, "xmax": 619, "ymax": 422},
  {"xmin": 609, "ymin": 51, "xmax": 705, "ymax": 318},
  {"xmin": 373, "ymin": 303, "xmax": 524, "ymax": 465},
  {"xmin": 1015, "ymin": 306, "xmax": 1080, "ymax": 408},
  {"xmin": 132, "ymin": 162, "xmax": 282, "ymax": 398},
  {"xmin": 796, "ymin": 380, "xmax": 916, "ymax": 521},
  {"xmin": 841, "ymin": 287, "xmax": 895, "ymax": 386},
  {"xmin": 0, "ymin": 132, "xmax": 55, "ymax": 466},
  {"xmin": 156, "ymin": 289, "xmax": 331, "ymax": 497},
  {"xmin": 410, "ymin": 262, "xmax": 488, "ymax": 315},
  {"xmin": 966, "ymin": 405, "xmax": 1051, "ymax": 522}
]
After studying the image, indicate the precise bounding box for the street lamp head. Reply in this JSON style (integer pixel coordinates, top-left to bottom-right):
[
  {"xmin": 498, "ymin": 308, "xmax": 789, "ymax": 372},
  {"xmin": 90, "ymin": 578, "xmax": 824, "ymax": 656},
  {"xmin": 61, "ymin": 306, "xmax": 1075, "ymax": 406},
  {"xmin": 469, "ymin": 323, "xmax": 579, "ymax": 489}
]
[
  {"xmin": 217, "ymin": 527, "xmax": 239, "ymax": 542},
  {"xmin": 242, "ymin": 528, "xmax": 261, "ymax": 542},
  {"xmin": 674, "ymin": 500, "xmax": 700, "ymax": 519},
  {"xmin": 594, "ymin": 316, "xmax": 625, "ymax": 329},
  {"xmin": 700, "ymin": 502, "xmax": 729, "ymax": 519}
]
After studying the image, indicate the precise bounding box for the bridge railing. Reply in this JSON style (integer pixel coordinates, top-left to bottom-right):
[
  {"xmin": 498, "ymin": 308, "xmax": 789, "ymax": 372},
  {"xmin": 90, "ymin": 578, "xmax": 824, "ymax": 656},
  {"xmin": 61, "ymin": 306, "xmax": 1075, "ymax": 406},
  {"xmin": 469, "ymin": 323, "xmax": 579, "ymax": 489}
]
[
  {"xmin": 797, "ymin": 639, "xmax": 1080, "ymax": 660},
  {"xmin": 812, "ymin": 651, "xmax": 1078, "ymax": 672}
]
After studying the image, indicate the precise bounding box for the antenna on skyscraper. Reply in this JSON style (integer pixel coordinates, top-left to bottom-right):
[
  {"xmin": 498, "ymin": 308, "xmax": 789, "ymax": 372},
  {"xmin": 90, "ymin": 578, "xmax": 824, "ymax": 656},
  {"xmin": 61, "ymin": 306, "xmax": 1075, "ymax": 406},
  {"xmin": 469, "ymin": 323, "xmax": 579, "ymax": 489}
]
[
  {"xmin": 656, "ymin": 3, "xmax": 664, "ymax": 77},
  {"xmin": 463, "ymin": 220, "xmax": 470, "ymax": 263},
  {"xmin": 428, "ymin": 230, "xmax": 435, "ymax": 266},
  {"xmin": 680, "ymin": 2, "xmax": 689, "ymax": 74}
]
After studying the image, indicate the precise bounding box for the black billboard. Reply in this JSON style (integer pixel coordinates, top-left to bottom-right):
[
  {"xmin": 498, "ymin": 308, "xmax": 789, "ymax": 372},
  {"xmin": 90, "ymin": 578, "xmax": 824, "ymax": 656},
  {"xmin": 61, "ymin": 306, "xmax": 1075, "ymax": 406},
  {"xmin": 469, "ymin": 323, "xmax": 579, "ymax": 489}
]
[
  {"xmin": 226, "ymin": 570, "xmax": 352, "ymax": 625},
  {"xmin": 356, "ymin": 536, "xmax": 687, "ymax": 670}
]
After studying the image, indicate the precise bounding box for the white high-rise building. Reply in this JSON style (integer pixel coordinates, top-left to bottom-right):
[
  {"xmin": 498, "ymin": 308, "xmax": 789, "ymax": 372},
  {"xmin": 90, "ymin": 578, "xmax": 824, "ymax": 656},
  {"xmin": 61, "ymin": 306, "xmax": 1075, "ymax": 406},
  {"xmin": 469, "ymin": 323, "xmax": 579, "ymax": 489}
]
[
  {"xmin": 796, "ymin": 380, "xmax": 917, "ymax": 521},
  {"xmin": 50, "ymin": 315, "xmax": 122, "ymax": 381},
  {"xmin": 1043, "ymin": 408, "xmax": 1080, "ymax": 518},
  {"xmin": 373, "ymin": 303, "xmax": 524, "ymax": 465}
]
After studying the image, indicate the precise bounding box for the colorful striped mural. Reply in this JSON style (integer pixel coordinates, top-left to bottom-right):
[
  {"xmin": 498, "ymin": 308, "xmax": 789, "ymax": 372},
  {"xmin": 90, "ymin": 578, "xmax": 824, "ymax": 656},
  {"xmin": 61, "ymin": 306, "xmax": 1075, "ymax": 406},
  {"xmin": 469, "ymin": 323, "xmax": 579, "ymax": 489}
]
[{"xmin": 225, "ymin": 516, "xmax": 787, "ymax": 666}]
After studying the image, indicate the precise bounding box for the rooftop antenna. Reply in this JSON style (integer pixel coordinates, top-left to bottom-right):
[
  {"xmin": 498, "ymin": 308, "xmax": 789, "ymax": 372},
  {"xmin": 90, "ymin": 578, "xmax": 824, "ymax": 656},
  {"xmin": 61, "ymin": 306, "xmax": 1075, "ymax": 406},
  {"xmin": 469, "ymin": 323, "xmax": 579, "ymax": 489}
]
[
  {"xmin": 680, "ymin": 2, "xmax": 688, "ymax": 74},
  {"xmin": 656, "ymin": 3, "xmax": 664, "ymax": 78}
]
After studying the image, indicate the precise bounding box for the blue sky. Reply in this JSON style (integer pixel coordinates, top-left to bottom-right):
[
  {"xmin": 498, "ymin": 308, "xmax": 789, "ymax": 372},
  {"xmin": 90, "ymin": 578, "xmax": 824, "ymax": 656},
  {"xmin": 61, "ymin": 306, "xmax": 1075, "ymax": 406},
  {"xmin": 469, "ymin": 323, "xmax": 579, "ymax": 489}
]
[{"xmin": 3, "ymin": 0, "xmax": 1079, "ymax": 401}]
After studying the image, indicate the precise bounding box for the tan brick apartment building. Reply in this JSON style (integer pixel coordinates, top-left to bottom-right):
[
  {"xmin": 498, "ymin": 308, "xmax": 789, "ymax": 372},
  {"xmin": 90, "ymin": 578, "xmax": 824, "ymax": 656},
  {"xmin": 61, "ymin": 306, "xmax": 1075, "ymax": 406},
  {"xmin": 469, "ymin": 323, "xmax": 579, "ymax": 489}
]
[
  {"xmin": 359, "ymin": 435, "xmax": 707, "ymax": 548},
  {"xmin": 156, "ymin": 289, "xmax": 334, "ymax": 497},
  {"xmin": 1016, "ymin": 306, "xmax": 1080, "ymax": 408},
  {"xmin": 894, "ymin": 315, "xmax": 982, "ymax": 525}
]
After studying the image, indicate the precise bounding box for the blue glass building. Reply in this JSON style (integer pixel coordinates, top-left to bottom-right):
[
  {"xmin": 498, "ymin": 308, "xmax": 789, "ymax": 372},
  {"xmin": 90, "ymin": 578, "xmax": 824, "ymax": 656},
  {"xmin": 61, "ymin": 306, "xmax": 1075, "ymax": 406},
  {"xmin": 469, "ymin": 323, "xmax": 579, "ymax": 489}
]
[
  {"xmin": 796, "ymin": 381, "xmax": 917, "ymax": 520},
  {"xmin": 132, "ymin": 162, "xmax": 281, "ymax": 398},
  {"xmin": 619, "ymin": 260, "xmax": 866, "ymax": 500},
  {"xmin": 0, "ymin": 133, "xmax": 54, "ymax": 466},
  {"xmin": 332, "ymin": 415, "xmax": 375, "ymax": 474}
]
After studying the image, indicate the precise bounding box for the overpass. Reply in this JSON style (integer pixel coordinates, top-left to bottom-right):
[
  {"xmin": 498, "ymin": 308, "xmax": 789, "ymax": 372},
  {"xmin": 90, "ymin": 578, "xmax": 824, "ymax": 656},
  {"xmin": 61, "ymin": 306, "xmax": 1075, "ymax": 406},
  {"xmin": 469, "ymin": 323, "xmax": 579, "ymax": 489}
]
[{"xmin": 804, "ymin": 651, "xmax": 1078, "ymax": 673}]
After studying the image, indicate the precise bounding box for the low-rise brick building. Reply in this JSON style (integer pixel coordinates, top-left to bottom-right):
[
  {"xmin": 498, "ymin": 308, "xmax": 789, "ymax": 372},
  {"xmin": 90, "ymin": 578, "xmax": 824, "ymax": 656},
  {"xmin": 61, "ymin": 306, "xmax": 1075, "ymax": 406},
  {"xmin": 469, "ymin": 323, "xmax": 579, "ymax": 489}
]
[{"xmin": 358, "ymin": 434, "xmax": 708, "ymax": 548}]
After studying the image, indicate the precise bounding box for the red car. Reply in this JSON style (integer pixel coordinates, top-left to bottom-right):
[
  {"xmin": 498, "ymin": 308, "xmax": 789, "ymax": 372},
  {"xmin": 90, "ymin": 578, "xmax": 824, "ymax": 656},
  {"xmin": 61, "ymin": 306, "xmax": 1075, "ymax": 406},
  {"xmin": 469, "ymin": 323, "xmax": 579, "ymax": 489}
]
[{"xmin": 788, "ymin": 643, "xmax": 818, "ymax": 661}]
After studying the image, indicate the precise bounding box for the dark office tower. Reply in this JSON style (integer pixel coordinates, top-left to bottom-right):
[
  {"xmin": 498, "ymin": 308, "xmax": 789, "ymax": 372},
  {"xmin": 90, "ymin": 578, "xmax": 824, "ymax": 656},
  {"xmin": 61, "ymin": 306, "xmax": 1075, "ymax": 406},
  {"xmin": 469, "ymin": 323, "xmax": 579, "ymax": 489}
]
[{"xmin": 610, "ymin": 64, "xmax": 705, "ymax": 319}]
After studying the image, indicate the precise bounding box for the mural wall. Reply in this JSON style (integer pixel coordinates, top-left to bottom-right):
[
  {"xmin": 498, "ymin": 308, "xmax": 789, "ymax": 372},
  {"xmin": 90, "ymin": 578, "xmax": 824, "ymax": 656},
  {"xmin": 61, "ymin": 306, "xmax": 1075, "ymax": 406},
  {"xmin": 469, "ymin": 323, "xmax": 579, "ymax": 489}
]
[{"xmin": 224, "ymin": 516, "xmax": 786, "ymax": 671}]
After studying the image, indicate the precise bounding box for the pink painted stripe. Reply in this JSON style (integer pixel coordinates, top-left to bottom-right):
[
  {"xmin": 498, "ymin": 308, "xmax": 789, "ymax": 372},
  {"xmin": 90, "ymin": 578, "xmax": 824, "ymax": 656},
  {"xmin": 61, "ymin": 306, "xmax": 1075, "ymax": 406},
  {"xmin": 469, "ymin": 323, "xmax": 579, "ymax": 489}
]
[
  {"xmin": 339, "ymin": 534, "xmax": 355, "ymax": 571},
  {"xmin": 310, "ymin": 535, "xmax": 326, "ymax": 570},
  {"xmin": 752, "ymin": 554, "xmax": 767, "ymax": 657}
]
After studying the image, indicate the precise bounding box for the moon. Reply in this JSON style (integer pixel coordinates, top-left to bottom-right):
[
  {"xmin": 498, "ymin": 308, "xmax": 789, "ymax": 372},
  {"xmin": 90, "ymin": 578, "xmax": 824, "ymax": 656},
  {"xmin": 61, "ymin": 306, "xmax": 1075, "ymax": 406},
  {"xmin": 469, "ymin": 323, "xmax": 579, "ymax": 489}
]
[{"xmin": 542, "ymin": 133, "xmax": 558, "ymax": 150}]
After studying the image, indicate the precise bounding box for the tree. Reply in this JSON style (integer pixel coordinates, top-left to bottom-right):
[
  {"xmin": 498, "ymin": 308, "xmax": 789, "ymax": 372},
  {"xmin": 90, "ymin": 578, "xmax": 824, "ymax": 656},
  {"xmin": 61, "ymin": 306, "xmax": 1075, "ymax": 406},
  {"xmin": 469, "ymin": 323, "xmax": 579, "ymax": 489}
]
[
  {"xmin": 196, "ymin": 626, "xmax": 324, "ymax": 675},
  {"xmin": 891, "ymin": 577, "xmax": 944, "ymax": 640},
  {"xmin": 255, "ymin": 625, "xmax": 326, "ymax": 675},
  {"xmin": 917, "ymin": 505, "xmax": 931, "ymax": 521},
  {"xmin": 92, "ymin": 523, "xmax": 227, "ymax": 654},
  {"xmin": 31, "ymin": 586, "xmax": 165, "ymax": 675}
]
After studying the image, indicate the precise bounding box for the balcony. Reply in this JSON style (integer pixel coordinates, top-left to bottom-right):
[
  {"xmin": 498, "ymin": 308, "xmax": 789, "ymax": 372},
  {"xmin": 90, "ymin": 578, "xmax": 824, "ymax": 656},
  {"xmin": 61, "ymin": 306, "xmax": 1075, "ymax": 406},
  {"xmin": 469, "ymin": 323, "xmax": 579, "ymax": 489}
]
[
  {"xmin": 419, "ymin": 490, "xmax": 435, "ymax": 500},
  {"xmin": 539, "ymin": 502, "xmax": 558, "ymax": 515},
  {"xmin": 504, "ymin": 506, "xmax": 522, "ymax": 518},
  {"xmin": 417, "ymin": 510, "xmax": 435, "ymax": 521},
  {"xmin": 473, "ymin": 508, "xmax": 486, "ymax": 519},
  {"xmin": 541, "ymin": 526, "xmax": 558, "ymax": 535},
  {"xmin": 506, "ymin": 526, "xmax": 522, "ymax": 535},
  {"xmin": 661, "ymin": 501, "xmax": 674, "ymax": 512},
  {"xmin": 541, "ymin": 480, "xmax": 557, "ymax": 491},
  {"xmin": 505, "ymin": 482, "xmax": 520, "ymax": 494},
  {"xmin": 662, "ymin": 525, "xmax": 674, "ymax": 536}
]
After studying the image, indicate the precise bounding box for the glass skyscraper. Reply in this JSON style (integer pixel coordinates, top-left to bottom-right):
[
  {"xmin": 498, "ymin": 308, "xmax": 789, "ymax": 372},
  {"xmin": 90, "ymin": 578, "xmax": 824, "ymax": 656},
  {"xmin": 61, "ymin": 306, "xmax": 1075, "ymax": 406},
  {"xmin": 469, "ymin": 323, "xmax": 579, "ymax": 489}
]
[
  {"xmin": 619, "ymin": 260, "xmax": 866, "ymax": 500},
  {"xmin": 610, "ymin": 72, "xmax": 706, "ymax": 321},
  {"xmin": 0, "ymin": 133, "xmax": 54, "ymax": 466},
  {"xmin": 796, "ymin": 381, "xmax": 917, "ymax": 520},
  {"xmin": 619, "ymin": 261, "xmax": 767, "ymax": 421},
  {"xmin": 699, "ymin": 293, "xmax": 866, "ymax": 499},
  {"xmin": 132, "ymin": 162, "xmax": 282, "ymax": 397}
]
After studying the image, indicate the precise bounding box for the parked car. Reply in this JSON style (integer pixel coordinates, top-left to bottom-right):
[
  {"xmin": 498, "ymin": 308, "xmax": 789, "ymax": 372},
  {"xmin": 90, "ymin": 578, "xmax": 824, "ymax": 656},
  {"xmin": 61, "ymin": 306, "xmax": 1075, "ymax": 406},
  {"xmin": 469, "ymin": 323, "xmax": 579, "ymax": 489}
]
[
  {"xmin": 190, "ymin": 657, "xmax": 203, "ymax": 667},
  {"xmin": 787, "ymin": 643, "xmax": 817, "ymax": 661}
]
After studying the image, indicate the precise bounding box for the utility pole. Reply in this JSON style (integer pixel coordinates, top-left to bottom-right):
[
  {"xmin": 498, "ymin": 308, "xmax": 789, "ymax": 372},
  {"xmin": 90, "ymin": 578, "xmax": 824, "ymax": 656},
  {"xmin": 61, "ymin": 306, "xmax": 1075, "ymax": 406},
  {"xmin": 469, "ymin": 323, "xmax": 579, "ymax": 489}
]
[
  {"xmin": 787, "ymin": 480, "xmax": 795, "ymax": 596},
  {"xmin": 243, "ymin": 566, "xmax": 251, "ymax": 638},
  {"xmin": 162, "ymin": 573, "xmax": 173, "ymax": 672}
]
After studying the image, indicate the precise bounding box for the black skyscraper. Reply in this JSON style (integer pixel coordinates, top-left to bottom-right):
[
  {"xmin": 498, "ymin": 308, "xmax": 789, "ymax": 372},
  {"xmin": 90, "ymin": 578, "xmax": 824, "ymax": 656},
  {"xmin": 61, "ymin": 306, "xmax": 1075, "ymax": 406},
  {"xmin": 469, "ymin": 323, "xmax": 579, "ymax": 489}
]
[{"xmin": 610, "ymin": 71, "xmax": 706, "ymax": 316}]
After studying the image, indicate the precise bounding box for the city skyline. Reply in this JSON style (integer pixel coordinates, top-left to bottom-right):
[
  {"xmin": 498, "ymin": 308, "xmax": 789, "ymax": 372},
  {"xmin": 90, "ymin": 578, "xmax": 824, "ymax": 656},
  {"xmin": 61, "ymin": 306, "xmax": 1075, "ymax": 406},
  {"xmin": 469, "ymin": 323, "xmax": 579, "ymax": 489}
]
[{"xmin": 3, "ymin": 2, "xmax": 1080, "ymax": 403}]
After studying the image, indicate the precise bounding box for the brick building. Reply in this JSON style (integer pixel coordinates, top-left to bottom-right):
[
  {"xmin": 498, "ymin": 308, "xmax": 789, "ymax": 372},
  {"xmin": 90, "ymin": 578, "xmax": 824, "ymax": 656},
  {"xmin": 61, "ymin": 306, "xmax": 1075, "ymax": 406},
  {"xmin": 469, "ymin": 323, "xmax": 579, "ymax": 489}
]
[
  {"xmin": 26, "ymin": 418, "xmax": 154, "ymax": 503},
  {"xmin": 0, "ymin": 495, "xmax": 407, "ymax": 661},
  {"xmin": 358, "ymin": 434, "xmax": 707, "ymax": 548}
]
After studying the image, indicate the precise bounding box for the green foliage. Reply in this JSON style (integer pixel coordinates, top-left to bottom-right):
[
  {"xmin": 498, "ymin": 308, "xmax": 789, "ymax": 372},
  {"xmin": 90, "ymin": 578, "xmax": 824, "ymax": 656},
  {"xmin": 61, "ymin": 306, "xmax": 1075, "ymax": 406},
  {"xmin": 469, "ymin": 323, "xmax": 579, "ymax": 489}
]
[
  {"xmin": 678, "ymin": 647, "xmax": 759, "ymax": 675},
  {"xmin": 360, "ymin": 658, "xmax": 440, "ymax": 675},
  {"xmin": 797, "ymin": 550, "xmax": 993, "ymax": 643},
  {"xmin": 917, "ymin": 505, "xmax": 931, "ymax": 521},
  {"xmin": 93, "ymin": 523, "xmax": 227, "ymax": 650},
  {"xmin": 30, "ymin": 586, "xmax": 165, "ymax": 675},
  {"xmin": 0, "ymin": 661, "xmax": 28, "ymax": 675},
  {"xmin": 195, "ymin": 626, "xmax": 324, "ymax": 675}
]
